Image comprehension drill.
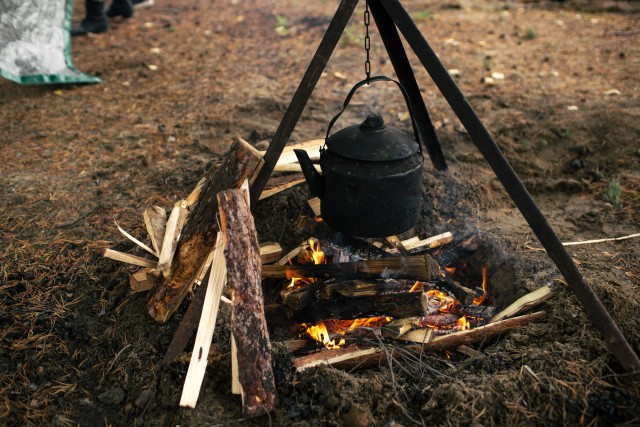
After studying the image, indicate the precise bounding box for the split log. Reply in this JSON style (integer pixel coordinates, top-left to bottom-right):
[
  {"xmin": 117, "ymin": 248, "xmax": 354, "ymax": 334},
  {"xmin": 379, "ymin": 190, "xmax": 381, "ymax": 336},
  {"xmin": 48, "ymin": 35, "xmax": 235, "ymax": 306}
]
[
  {"xmin": 147, "ymin": 138, "xmax": 263, "ymax": 323},
  {"xmin": 259, "ymin": 242, "xmax": 283, "ymax": 264},
  {"xmin": 179, "ymin": 233, "xmax": 227, "ymax": 408},
  {"xmin": 218, "ymin": 186, "xmax": 275, "ymax": 417},
  {"xmin": 308, "ymin": 197, "xmax": 321, "ymax": 217},
  {"xmin": 262, "ymin": 254, "xmax": 441, "ymax": 282},
  {"xmin": 457, "ymin": 304, "xmax": 499, "ymax": 319},
  {"xmin": 385, "ymin": 235, "xmax": 410, "ymax": 256},
  {"xmin": 143, "ymin": 206, "xmax": 167, "ymax": 254},
  {"xmin": 382, "ymin": 317, "xmax": 419, "ymax": 338},
  {"xmin": 157, "ymin": 200, "xmax": 188, "ymax": 276},
  {"xmin": 490, "ymin": 285, "xmax": 552, "ymax": 323},
  {"xmin": 259, "ymin": 139, "xmax": 323, "ymax": 166}
]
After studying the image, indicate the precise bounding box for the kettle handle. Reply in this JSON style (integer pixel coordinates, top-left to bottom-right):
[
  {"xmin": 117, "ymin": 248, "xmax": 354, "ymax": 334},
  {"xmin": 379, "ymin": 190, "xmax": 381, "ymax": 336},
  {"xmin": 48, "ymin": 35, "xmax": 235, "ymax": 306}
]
[{"xmin": 325, "ymin": 75, "xmax": 421, "ymax": 150}]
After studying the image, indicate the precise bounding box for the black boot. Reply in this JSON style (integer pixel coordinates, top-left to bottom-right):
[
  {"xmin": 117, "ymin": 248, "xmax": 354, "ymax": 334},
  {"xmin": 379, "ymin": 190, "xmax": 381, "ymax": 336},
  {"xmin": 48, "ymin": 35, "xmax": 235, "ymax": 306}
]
[
  {"xmin": 72, "ymin": 0, "xmax": 108, "ymax": 36},
  {"xmin": 106, "ymin": 0, "xmax": 134, "ymax": 19}
]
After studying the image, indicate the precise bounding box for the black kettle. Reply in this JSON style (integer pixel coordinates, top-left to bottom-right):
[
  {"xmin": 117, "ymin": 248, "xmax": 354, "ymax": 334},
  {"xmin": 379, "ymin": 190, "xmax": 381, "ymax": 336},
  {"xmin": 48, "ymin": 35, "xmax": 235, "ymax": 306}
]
[{"xmin": 294, "ymin": 76, "xmax": 424, "ymax": 237}]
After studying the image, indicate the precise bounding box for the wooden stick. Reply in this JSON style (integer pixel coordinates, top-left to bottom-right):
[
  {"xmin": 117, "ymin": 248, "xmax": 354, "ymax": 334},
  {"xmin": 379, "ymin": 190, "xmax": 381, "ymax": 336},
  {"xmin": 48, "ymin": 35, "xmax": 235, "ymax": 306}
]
[
  {"xmin": 490, "ymin": 286, "xmax": 552, "ymax": 323},
  {"xmin": 157, "ymin": 200, "xmax": 188, "ymax": 276},
  {"xmin": 526, "ymin": 232, "xmax": 640, "ymax": 251},
  {"xmin": 274, "ymin": 163, "xmax": 321, "ymax": 173},
  {"xmin": 262, "ymin": 254, "xmax": 441, "ymax": 281},
  {"xmin": 143, "ymin": 206, "xmax": 167, "ymax": 254},
  {"xmin": 103, "ymin": 248, "xmax": 157, "ymax": 268},
  {"xmin": 114, "ymin": 220, "xmax": 158, "ymax": 258},
  {"xmin": 179, "ymin": 233, "xmax": 227, "ymax": 408},
  {"xmin": 219, "ymin": 185, "xmax": 275, "ymax": 417},
  {"xmin": 147, "ymin": 138, "xmax": 263, "ymax": 323}
]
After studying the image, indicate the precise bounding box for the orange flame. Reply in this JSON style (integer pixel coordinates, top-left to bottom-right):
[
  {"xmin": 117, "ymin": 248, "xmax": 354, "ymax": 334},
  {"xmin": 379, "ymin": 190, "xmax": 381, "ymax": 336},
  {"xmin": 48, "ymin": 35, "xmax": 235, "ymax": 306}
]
[
  {"xmin": 425, "ymin": 289, "xmax": 456, "ymax": 312},
  {"xmin": 457, "ymin": 315, "xmax": 470, "ymax": 330},
  {"xmin": 409, "ymin": 281, "xmax": 423, "ymax": 293},
  {"xmin": 287, "ymin": 239, "xmax": 326, "ymax": 289},
  {"xmin": 444, "ymin": 266, "xmax": 456, "ymax": 276},
  {"xmin": 473, "ymin": 264, "xmax": 489, "ymax": 305},
  {"xmin": 303, "ymin": 316, "xmax": 392, "ymax": 348}
]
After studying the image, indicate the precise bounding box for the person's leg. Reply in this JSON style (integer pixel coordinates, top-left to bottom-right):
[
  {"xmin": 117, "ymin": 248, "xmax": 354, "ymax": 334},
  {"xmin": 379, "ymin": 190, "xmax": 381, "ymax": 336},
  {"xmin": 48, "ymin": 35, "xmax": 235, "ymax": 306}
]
[
  {"xmin": 71, "ymin": 0, "xmax": 108, "ymax": 36},
  {"xmin": 106, "ymin": 0, "xmax": 134, "ymax": 19}
]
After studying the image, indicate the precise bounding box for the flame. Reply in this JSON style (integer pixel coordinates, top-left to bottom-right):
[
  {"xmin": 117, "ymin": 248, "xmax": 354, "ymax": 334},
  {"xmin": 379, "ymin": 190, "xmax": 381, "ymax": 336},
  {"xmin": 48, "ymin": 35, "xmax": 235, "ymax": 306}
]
[
  {"xmin": 444, "ymin": 266, "xmax": 456, "ymax": 276},
  {"xmin": 473, "ymin": 264, "xmax": 489, "ymax": 305},
  {"xmin": 425, "ymin": 289, "xmax": 456, "ymax": 312},
  {"xmin": 457, "ymin": 315, "xmax": 470, "ymax": 330},
  {"xmin": 287, "ymin": 239, "xmax": 326, "ymax": 289},
  {"xmin": 409, "ymin": 281, "xmax": 423, "ymax": 293},
  {"xmin": 304, "ymin": 322, "xmax": 345, "ymax": 349},
  {"xmin": 303, "ymin": 316, "xmax": 392, "ymax": 348}
]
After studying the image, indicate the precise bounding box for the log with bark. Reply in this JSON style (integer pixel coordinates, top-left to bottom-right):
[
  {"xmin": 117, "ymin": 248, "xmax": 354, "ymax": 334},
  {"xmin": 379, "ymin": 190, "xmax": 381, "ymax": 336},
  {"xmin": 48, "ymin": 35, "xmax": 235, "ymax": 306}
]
[
  {"xmin": 147, "ymin": 138, "xmax": 263, "ymax": 323},
  {"xmin": 262, "ymin": 254, "xmax": 441, "ymax": 282},
  {"xmin": 218, "ymin": 185, "xmax": 275, "ymax": 417}
]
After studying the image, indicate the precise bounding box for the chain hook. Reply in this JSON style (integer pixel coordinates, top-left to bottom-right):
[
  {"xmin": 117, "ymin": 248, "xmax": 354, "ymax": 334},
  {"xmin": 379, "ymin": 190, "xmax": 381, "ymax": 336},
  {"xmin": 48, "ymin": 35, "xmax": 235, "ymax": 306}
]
[{"xmin": 364, "ymin": 1, "xmax": 371, "ymax": 84}]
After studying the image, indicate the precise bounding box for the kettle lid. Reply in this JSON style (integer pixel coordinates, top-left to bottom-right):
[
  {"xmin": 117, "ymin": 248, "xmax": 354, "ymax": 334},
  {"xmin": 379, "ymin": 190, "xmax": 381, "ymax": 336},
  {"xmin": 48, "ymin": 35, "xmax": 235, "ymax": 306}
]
[{"xmin": 325, "ymin": 113, "xmax": 419, "ymax": 162}]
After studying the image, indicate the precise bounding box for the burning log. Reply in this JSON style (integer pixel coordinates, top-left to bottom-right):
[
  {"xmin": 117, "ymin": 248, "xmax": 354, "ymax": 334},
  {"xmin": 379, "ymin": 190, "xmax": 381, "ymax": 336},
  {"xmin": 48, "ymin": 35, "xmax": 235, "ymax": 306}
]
[
  {"xmin": 262, "ymin": 254, "xmax": 441, "ymax": 282},
  {"xmin": 292, "ymin": 311, "xmax": 547, "ymax": 372},
  {"xmin": 432, "ymin": 278, "xmax": 478, "ymax": 306},
  {"xmin": 432, "ymin": 233, "xmax": 482, "ymax": 266},
  {"xmin": 218, "ymin": 184, "xmax": 276, "ymax": 417},
  {"xmin": 147, "ymin": 138, "xmax": 263, "ymax": 323},
  {"xmin": 398, "ymin": 311, "xmax": 547, "ymax": 349},
  {"xmin": 288, "ymin": 291, "xmax": 423, "ymax": 323}
]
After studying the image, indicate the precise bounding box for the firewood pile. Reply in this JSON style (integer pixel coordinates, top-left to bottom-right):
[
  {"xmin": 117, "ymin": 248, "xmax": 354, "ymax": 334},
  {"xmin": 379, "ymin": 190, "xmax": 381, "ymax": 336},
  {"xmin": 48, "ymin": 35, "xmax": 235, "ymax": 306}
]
[{"xmin": 103, "ymin": 139, "xmax": 552, "ymax": 416}]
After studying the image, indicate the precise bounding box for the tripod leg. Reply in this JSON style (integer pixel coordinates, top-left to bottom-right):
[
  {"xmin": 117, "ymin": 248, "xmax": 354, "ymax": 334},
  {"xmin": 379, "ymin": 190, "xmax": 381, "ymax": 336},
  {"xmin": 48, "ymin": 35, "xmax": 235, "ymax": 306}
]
[
  {"xmin": 368, "ymin": 0, "xmax": 447, "ymax": 171},
  {"xmin": 380, "ymin": 0, "xmax": 640, "ymax": 372},
  {"xmin": 250, "ymin": 0, "xmax": 360, "ymax": 203}
]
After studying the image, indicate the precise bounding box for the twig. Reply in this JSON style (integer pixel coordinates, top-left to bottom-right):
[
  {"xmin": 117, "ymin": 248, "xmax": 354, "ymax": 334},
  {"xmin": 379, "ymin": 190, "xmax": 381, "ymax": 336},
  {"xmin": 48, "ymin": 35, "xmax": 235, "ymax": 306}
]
[{"xmin": 526, "ymin": 232, "xmax": 640, "ymax": 251}]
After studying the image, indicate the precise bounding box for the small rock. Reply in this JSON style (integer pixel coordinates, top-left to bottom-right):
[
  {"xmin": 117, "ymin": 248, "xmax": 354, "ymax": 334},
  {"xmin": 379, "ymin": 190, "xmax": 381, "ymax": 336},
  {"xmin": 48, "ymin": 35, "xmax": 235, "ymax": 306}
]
[
  {"xmin": 143, "ymin": 22, "xmax": 154, "ymax": 28},
  {"xmin": 342, "ymin": 403, "xmax": 374, "ymax": 427},
  {"xmin": 148, "ymin": 64, "xmax": 158, "ymax": 71},
  {"xmin": 490, "ymin": 71, "xmax": 505, "ymax": 80},
  {"xmin": 135, "ymin": 389, "xmax": 153, "ymax": 408},
  {"xmin": 97, "ymin": 387, "xmax": 126, "ymax": 405},
  {"xmin": 334, "ymin": 71, "xmax": 347, "ymax": 80},
  {"xmin": 567, "ymin": 105, "xmax": 579, "ymax": 111},
  {"xmin": 551, "ymin": 70, "xmax": 560, "ymax": 77},
  {"xmin": 448, "ymin": 68, "xmax": 461, "ymax": 77},
  {"xmin": 481, "ymin": 76, "xmax": 495, "ymax": 85},
  {"xmin": 167, "ymin": 136, "xmax": 176, "ymax": 143},
  {"xmin": 150, "ymin": 47, "xmax": 161, "ymax": 54}
]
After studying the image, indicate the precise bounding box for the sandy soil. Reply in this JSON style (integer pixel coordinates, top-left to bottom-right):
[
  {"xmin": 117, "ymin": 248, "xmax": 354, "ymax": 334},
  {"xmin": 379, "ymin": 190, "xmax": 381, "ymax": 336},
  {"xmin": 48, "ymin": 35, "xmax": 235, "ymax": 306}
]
[{"xmin": 1, "ymin": 0, "xmax": 639, "ymax": 425}]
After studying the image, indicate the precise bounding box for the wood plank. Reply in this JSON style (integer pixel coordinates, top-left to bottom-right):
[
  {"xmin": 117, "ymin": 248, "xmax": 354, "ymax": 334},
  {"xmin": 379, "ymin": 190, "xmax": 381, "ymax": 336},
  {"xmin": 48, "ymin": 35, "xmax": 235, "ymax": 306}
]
[
  {"xmin": 259, "ymin": 242, "xmax": 283, "ymax": 264},
  {"xmin": 179, "ymin": 233, "xmax": 227, "ymax": 408}
]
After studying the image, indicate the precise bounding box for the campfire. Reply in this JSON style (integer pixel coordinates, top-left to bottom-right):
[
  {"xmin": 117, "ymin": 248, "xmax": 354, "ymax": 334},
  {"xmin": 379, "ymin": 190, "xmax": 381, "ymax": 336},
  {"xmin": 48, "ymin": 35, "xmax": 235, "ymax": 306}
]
[{"xmin": 103, "ymin": 138, "xmax": 553, "ymax": 415}]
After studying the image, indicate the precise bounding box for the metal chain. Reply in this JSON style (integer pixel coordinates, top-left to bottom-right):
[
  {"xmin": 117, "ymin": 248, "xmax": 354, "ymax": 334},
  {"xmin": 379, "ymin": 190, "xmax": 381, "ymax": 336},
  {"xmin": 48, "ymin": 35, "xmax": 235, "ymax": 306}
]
[{"xmin": 364, "ymin": 1, "xmax": 371, "ymax": 83}]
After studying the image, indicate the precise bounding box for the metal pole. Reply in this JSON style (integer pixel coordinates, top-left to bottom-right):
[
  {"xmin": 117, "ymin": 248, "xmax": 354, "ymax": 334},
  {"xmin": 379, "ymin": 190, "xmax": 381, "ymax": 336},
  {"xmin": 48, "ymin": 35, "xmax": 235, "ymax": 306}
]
[
  {"xmin": 368, "ymin": 0, "xmax": 447, "ymax": 171},
  {"xmin": 380, "ymin": 0, "xmax": 640, "ymax": 372},
  {"xmin": 250, "ymin": 0, "xmax": 360, "ymax": 204}
]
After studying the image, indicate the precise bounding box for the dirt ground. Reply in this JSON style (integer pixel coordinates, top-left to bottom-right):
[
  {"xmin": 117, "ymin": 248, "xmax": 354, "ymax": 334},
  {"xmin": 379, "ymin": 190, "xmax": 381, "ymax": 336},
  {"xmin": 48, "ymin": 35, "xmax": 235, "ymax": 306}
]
[{"xmin": 1, "ymin": 0, "xmax": 640, "ymax": 425}]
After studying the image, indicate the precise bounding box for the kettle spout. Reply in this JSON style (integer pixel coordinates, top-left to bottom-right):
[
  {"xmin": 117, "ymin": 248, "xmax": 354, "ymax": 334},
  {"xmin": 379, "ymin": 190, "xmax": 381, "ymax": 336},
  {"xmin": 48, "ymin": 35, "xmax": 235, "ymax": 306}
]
[{"xmin": 294, "ymin": 149, "xmax": 325, "ymax": 199}]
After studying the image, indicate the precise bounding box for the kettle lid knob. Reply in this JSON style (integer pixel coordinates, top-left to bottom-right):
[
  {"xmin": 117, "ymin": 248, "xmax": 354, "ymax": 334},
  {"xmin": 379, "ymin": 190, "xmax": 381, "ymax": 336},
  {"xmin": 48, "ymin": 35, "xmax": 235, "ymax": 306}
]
[{"xmin": 360, "ymin": 113, "xmax": 385, "ymax": 130}]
